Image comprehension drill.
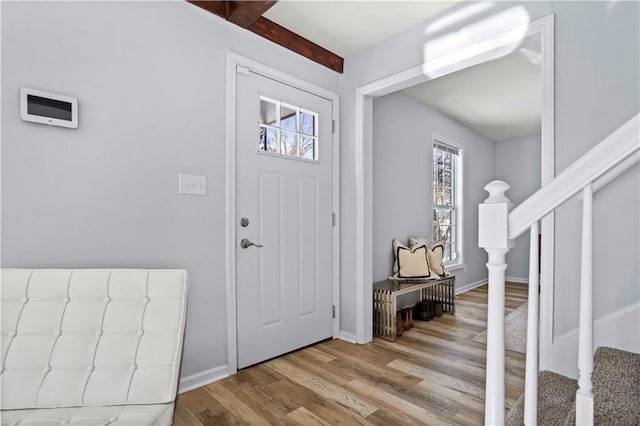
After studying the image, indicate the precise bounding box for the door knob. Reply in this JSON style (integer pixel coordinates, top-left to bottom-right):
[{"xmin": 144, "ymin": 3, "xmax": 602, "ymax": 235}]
[{"xmin": 240, "ymin": 238, "xmax": 263, "ymax": 249}]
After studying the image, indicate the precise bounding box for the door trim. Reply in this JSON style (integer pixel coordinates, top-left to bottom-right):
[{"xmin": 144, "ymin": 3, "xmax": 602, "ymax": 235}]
[
  {"xmin": 353, "ymin": 13, "xmax": 555, "ymax": 368},
  {"xmin": 226, "ymin": 52, "xmax": 340, "ymax": 375}
]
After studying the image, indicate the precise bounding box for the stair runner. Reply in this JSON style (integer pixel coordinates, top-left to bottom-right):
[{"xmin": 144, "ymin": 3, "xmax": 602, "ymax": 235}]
[{"xmin": 506, "ymin": 347, "xmax": 640, "ymax": 425}]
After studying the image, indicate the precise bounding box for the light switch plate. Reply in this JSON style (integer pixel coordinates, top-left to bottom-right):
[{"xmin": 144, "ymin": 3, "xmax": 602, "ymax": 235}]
[{"xmin": 179, "ymin": 174, "xmax": 206, "ymax": 196}]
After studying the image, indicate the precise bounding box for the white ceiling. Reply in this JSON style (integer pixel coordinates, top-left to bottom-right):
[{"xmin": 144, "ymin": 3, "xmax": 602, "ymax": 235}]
[
  {"xmin": 264, "ymin": 1, "xmax": 541, "ymax": 142},
  {"xmin": 264, "ymin": 1, "xmax": 460, "ymax": 57},
  {"xmin": 403, "ymin": 43, "xmax": 542, "ymax": 141}
]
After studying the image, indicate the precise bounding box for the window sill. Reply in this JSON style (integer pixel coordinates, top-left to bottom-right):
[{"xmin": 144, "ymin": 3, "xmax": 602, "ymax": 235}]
[{"xmin": 445, "ymin": 263, "xmax": 466, "ymax": 272}]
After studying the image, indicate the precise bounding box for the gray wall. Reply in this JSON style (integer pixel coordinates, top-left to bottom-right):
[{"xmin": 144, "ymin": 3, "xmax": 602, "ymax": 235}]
[
  {"xmin": 340, "ymin": 1, "xmax": 639, "ymax": 338},
  {"xmin": 1, "ymin": 1, "xmax": 339, "ymax": 378},
  {"xmin": 549, "ymin": 1, "xmax": 639, "ymax": 336},
  {"xmin": 372, "ymin": 92, "xmax": 496, "ymax": 292},
  {"xmin": 495, "ymin": 134, "xmax": 542, "ymax": 280},
  {"xmin": 2, "ymin": 0, "xmax": 638, "ymax": 378}
]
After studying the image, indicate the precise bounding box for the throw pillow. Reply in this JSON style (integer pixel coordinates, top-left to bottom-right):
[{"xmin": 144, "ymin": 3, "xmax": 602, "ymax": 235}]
[
  {"xmin": 427, "ymin": 239, "xmax": 449, "ymax": 277},
  {"xmin": 408, "ymin": 235, "xmax": 430, "ymax": 249},
  {"xmin": 391, "ymin": 239, "xmax": 406, "ymax": 277},
  {"xmin": 397, "ymin": 244, "xmax": 432, "ymax": 278}
]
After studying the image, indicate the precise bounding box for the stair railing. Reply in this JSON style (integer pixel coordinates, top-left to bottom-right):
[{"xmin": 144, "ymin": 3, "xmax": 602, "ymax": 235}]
[{"xmin": 479, "ymin": 112, "xmax": 639, "ymax": 426}]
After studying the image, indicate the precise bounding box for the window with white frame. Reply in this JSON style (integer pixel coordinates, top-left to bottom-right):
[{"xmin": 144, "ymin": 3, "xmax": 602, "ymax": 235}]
[
  {"xmin": 259, "ymin": 96, "xmax": 318, "ymax": 161},
  {"xmin": 432, "ymin": 137, "xmax": 463, "ymax": 265}
]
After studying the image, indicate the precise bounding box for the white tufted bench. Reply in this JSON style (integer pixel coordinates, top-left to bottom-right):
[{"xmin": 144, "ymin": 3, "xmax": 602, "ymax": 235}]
[{"xmin": 0, "ymin": 269, "xmax": 187, "ymax": 426}]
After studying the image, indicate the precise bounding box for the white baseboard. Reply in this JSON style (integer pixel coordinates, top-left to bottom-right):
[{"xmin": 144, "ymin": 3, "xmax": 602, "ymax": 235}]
[
  {"xmin": 454, "ymin": 277, "xmax": 527, "ymax": 295},
  {"xmin": 455, "ymin": 278, "xmax": 487, "ymax": 295},
  {"xmin": 178, "ymin": 364, "xmax": 229, "ymax": 393},
  {"xmin": 339, "ymin": 331, "xmax": 358, "ymax": 344},
  {"xmin": 550, "ymin": 302, "xmax": 640, "ymax": 379}
]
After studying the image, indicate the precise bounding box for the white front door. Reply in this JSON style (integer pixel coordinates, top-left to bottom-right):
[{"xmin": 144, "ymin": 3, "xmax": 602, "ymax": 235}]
[{"xmin": 236, "ymin": 68, "xmax": 334, "ymax": 369}]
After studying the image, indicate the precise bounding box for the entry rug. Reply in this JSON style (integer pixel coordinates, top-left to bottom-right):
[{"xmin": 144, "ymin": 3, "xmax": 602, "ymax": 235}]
[{"xmin": 473, "ymin": 302, "xmax": 528, "ymax": 354}]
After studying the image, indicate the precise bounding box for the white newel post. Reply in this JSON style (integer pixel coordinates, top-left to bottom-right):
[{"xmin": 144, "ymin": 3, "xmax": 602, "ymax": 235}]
[
  {"xmin": 576, "ymin": 183, "xmax": 594, "ymax": 425},
  {"xmin": 479, "ymin": 180, "xmax": 513, "ymax": 426}
]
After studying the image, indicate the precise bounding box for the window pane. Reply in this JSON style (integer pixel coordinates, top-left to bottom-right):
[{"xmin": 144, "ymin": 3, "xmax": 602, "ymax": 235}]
[
  {"xmin": 444, "ymin": 244, "xmax": 451, "ymax": 262},
  {"xmin": 442, "ymin": 187, "xmax": 449, "ymax": 205},
  {"xmin": 280, "ymin": 131, "xmax": 298, "ymax": 156},
  {"xmin": 433, "ymin": 142, "xmax": 460, "ymax": 263},
  {"xmin": 259, "ymin": 126, "xmax": 266, "ymax": 152},
  {"xmin": 300, "ymin": 112, "xmax": 316, "ymax": 136},
  {"xmin": 280, "ymin": 105, "xmax": 297, "ymax": 131},
  {"xmin": 300, "ymin": 136, "xmax": 316, "ymax": 160},
  {"xmin": 260, "ymin": 99, "xmax": 277, "ymax": 126},
  {"xmin": 433, "ymin": 225, "xmax": 442, "ymax": 241},
  {"xmin": 259, "ymin": 126, "xmax": 278, "ymax": 153},
  {"xmin": 435, "ymin": 210, "xmax": 442, "ymax": 226}
]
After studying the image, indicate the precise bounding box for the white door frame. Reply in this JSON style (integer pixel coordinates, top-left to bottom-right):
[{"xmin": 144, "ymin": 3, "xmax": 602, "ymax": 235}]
[
  {"xmin": 226, "ymin": 52, "xmax": 341, "ymax": 375},
  {"xmin": 353, "ymin": 14, "xmax": 555, "ymax": 367}
]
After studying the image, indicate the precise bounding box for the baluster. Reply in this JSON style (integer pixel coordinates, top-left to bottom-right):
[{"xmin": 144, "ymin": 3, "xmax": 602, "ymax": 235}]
[
  {"xmin": 576, "ymin": 183, "xmax": 594, "ymax": 425},
  {"xmin": 524, "ymin": 222, "xmax": 539, "ymax": 425},
  {"xmin": 479, "ymin": 180, "xmax": 513, "ymax": 426}
]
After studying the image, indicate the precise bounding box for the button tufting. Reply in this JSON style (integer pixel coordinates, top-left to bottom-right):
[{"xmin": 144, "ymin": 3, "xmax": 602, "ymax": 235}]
[
  {"xmin": 20, "ymin": 297, "xmax": 28, "ymax": 303},
  {"xmin": 62, "ymin": 297, "xmax": 70, "ymax": 303},
  {"xmin": 104, "ymin": 296, "xmax": 111, "ymax": 303},
  {"xmin": 137, "ymin": 329, "xmax": 144, "ymax": 337},
  {"xmin": 142, "ymin": 297, "xmax": 150, "ymax": 304},
  {"xmin": 95, "ymin": 330, "xmax": 103, "ymax": 336}
]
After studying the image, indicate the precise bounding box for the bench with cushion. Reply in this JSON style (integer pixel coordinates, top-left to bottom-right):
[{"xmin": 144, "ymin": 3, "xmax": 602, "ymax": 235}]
[{"xmin": 0, "ymin": 269, "xmax": 187, "ymax": 425}]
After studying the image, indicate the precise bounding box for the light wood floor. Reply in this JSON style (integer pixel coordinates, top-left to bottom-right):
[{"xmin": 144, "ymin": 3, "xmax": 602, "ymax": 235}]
[{"xmin": 174, "ymin": 283, "xmax": 528, "ymax": 425}]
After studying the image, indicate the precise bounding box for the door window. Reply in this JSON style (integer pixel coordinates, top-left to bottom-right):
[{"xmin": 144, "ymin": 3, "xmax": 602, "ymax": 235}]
[{"xmin": 259, "ymin": 96, "xmax": 319, "ymax": 161}]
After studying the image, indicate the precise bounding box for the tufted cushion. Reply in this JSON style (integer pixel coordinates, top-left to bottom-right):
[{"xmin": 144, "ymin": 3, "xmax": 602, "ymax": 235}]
[
  {"xmin": 0, "ymin": 269, "xmax": 187, "ymax": 410},
  {"xmin": 0, "ymin": 403, "xmax": 174, "ymax": 425}
]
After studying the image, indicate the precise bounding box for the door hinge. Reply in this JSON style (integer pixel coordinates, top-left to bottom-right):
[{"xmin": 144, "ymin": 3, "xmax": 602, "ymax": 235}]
[
  {"xmin": 332, "ymin": 305, "xmax": 336, "ymax": 318},
  {"xmin": 332, "ymin": 119, "xmax": 335, "ymax": 133},
  {"xmin": 332, "ymin": 212, "xmax": 336, "ymax": 226},
  {"xmin": 236, "ymin": 65, "xmax": 250, "ymax": 76}
]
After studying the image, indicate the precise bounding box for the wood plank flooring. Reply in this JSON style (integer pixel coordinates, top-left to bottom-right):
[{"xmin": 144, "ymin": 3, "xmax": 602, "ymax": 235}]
[{"xmin": 174, "ymin": 283, "xmax": 528, "ymax": 425}]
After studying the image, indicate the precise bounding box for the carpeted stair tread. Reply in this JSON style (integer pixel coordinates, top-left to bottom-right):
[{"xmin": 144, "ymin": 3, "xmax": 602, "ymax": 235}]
[
  {"xmin": 564, "ymin": 347, "xmax": 640, "ymax": 425},
  {"xmin": 506, "ymin": 370, "xmax": 578, "ymax": 426}
]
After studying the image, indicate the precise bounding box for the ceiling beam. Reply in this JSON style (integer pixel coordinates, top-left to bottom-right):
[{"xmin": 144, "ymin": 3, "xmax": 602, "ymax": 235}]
[
  {"xmin": 188, "ymin": 0, "xmax": 227, "ymax": 19},
  {"xmin": 248, "ymin": 17, "xmax": 343, "ymax": 73},
  {"xmin": 187, "ymin": 1, "xmax": 344, "ymax": 73},
  {"xmin": 227, "ymin": 1, "xmax": 278, "ymax": 28}
]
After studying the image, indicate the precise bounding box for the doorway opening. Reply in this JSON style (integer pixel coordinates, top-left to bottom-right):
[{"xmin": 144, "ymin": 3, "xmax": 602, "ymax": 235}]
[{"xmin": 354, "ymin": 14, "xmax": 555, "ymax": 369}]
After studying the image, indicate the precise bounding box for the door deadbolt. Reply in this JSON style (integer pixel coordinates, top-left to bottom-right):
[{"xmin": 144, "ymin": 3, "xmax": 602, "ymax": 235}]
[{"xmin": 240, "ymin": 217, "xmax": 249, "ymax": 227}]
